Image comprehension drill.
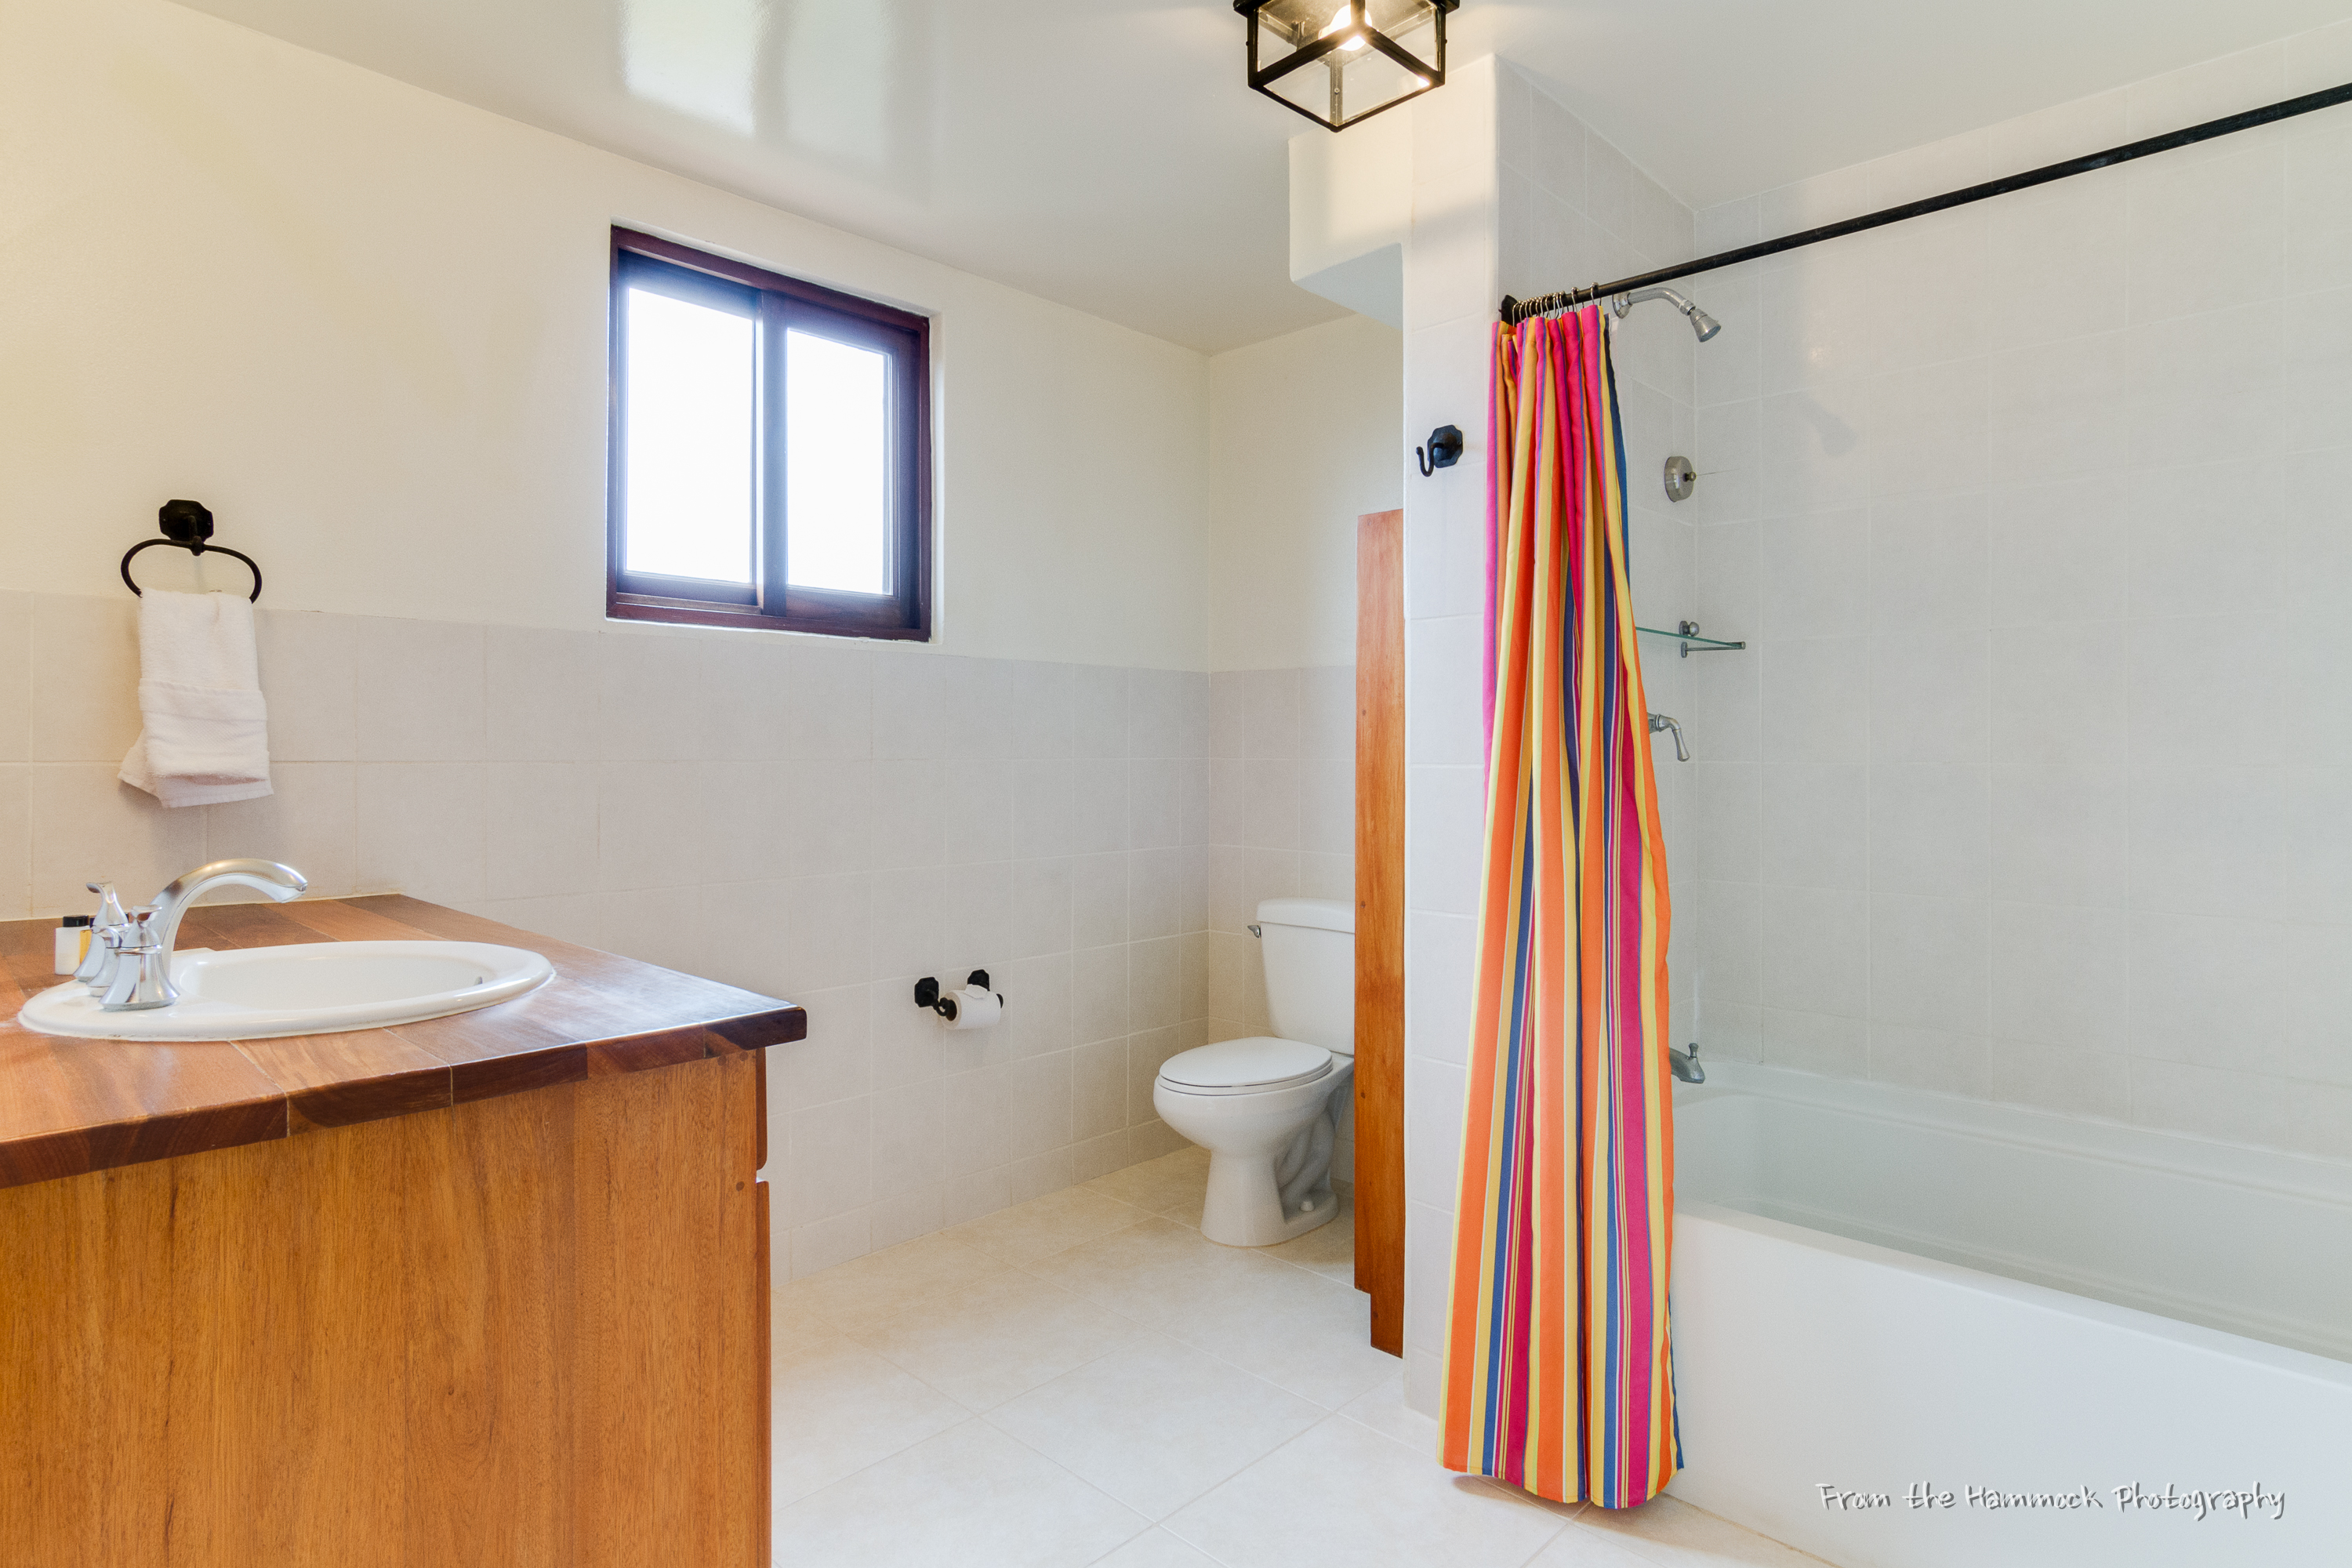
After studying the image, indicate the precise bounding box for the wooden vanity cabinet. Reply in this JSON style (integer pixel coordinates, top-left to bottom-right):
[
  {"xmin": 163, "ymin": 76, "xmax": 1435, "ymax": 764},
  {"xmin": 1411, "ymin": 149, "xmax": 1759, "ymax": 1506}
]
[{"xmin": 0, "ymin": 896, "xmax": 797, "ymax": 1568}]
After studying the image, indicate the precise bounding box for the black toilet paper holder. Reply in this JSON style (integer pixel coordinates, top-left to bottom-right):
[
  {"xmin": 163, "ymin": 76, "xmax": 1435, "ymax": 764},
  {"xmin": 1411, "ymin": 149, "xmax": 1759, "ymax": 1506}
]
[{"xmin": 914, "ymin": 970, "xmax": 993, "ymax": 1018}]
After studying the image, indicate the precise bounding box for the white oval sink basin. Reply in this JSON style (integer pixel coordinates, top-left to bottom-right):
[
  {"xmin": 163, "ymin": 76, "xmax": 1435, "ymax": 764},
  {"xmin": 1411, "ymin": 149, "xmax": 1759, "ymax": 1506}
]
[{"xmin": 16, "ymin": 942, "xmax": 556, "ymax": 1041}]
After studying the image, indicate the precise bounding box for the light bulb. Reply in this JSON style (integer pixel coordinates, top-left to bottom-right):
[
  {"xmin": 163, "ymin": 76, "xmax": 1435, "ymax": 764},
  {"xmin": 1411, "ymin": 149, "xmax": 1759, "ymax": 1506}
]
[{"xmin": 1320, "ymin": 4, "xmax": 1367, "ymax": 49}]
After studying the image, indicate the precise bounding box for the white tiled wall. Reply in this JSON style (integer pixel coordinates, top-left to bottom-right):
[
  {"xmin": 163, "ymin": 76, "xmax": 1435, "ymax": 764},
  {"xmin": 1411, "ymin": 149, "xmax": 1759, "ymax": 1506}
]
[
  {"xmin": 0, "ymin": 592, "xmax": 1214, "ymax": 1279},
  {"xmin": 1387, "ymin": 29, "xmax": 2352, "ymax": 1422},
  {"xmin": 1202, "ymin": 665, "xmax": 1358, "ymax": 1173},
  {"xmin": 1678, "ymin": 28, "xmax": 2352, "ymax": 1163},
  {"xmin": 1202, "ymin": 666, "xmax": 1357, "ymax": 1034},
  {"xmin": 1396, "ymin": 60, "xmax": 1700, "ymax": 1413}
]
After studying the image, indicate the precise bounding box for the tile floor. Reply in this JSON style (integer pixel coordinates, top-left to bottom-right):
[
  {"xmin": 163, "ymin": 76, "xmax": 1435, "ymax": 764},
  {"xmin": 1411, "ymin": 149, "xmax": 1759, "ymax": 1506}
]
[{"xmin": 772, "ymin": 1148, "xmax": 1835, "ymax": 1567}]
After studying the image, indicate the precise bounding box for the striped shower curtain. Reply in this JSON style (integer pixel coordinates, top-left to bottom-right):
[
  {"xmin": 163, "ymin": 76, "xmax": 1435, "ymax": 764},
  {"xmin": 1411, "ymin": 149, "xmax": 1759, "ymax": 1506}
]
[{"xmin": 1438, "ymin": 307, "xmax": 1680, "ymax": 1509}]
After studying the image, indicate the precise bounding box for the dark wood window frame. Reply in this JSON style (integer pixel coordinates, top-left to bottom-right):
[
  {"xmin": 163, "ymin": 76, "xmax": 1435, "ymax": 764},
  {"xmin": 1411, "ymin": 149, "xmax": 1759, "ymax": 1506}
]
[{"xmin": 608, "ymin": 227, "xmax": 932, "ymax": 641}]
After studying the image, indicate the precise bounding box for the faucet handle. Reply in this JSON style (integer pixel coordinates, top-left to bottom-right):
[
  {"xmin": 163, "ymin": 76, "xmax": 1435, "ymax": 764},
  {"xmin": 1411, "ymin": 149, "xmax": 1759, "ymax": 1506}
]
[
  {"xmin": 74, "ymin": 882, "xmax": 131, "ymax": 988},
  {"xmin": 100, "ymin": 908, "xmax": 179, "ymax": 1011}
]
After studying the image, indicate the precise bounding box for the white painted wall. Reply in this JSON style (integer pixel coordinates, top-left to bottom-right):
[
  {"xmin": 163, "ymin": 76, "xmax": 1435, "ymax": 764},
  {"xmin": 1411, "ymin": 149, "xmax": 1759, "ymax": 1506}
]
[
  {"xmin": 1396, "ymin": 58, "xmax": 1700, "ymax": 1416},
  {"xmin": 1392, "ymin": 19, "xmax": 2352, "ymax": 1456},
  {"xmin": 1201, "ymin": 312, "xmax": 1395, "ymax": 1190},
  {"xmin": 0, "ymin": 0, "xmax": 1416, "ymax": 1292},
  {"xmin": 1200, "ymin": 314, "xmax": 1390, "ymax": 1181},
  {"xmin": 1677, "ymin": 27, "xmax": 2352, "ymax": 1163},
  {"xmin": 1394, "ymin": 58, "xmax": 1502, "ymax": 1417},
  {"xmin": 1288, "ymin": 114, "xmax": 1411, "ymax": 327},
  {"xmin": 1207, "ymin": 314, "xmax": 1402, "ymax": 673},
  {"xmin": 0, "ymin": 0, "xmax": 1210, "ymax": 670},
  {"xmin": 0, "ymin": 0, "xmax": 1333, "ymax": 1289}
]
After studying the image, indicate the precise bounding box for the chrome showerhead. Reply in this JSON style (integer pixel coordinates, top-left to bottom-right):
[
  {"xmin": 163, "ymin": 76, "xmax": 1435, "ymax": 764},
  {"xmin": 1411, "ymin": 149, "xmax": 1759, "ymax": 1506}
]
[{"xmin": 1610, "ymin": 285, "xmax": 1722, "ymax": 343}]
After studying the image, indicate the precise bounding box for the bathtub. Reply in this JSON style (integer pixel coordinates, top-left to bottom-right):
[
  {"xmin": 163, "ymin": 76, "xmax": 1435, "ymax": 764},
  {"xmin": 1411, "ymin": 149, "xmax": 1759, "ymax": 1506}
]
[{"xmin": 1664, "ymin": 1062, "xmax": 2352, "ymax": 1568}]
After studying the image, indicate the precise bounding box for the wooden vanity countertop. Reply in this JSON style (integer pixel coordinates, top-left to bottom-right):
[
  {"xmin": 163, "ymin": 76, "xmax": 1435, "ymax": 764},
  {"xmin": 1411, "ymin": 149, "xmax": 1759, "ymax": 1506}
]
[{"xmin": 0, "ymin": 895, "xmax": 804, "ymax": 1191}]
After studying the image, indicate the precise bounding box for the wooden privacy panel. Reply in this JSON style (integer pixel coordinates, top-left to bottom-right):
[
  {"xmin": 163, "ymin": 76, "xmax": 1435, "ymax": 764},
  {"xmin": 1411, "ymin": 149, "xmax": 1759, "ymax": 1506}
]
[
  {"xmin": 0, "ymin": 1052, "xmax": 768, "ymax": 1568},
  {"xmin": 1355, "ymin": 507, "xmax": 1406, "ymax": 1356}
]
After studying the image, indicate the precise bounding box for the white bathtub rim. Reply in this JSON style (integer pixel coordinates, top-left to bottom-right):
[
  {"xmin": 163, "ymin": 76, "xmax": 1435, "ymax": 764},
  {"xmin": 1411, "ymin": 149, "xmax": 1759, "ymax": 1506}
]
[
  {"xmin": 1675, "ymin": 1199, "xmax": 2352, "ymax": 1392},
  {"xmin": 1725, "ymin": 1191, "xmax": 2352, "ymax": 1367},
  {"xmin": 1680, "ymin": 1062, "xmax": 2352, "ymax": 1210}
]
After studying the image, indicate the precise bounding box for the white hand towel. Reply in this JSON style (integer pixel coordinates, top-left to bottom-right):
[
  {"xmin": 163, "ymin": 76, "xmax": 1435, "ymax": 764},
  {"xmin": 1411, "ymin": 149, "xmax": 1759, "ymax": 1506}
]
[{"xmin": 118, "ymin": 589, "xmax": 273, "ymax": 808}]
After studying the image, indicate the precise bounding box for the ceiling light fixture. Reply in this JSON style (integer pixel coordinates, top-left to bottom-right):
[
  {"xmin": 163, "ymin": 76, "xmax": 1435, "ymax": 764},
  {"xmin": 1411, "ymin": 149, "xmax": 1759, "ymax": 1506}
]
[{"xmin": 1233, "ymin": 0, "xmax": 1458, "ymax": 132}]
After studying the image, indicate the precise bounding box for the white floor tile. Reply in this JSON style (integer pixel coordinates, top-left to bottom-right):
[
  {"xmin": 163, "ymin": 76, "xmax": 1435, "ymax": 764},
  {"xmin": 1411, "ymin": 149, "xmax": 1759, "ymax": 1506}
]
[
  {"xmin": 1163, "ymin": 1413, "xmax": 1570, "ymax": 1568},
  {"xmin": 847, "ymin": 1267, "xmax": 1149, "ymax": 1412},
  {"xmin": 987, "ymin": 1333, "xmax": 1326, "ymax": 1520},
  {"xmin": 1170, "ymin": 1269, "xmax": 1400, "ymax": 1410},
  {"xmin": 946, "ymin": 1184, "xmax": 1155, "ymax": 1266},
  {"xmin": 773, "ymin": 1171, "xmax": 1825, "ymax": 1568},
  {"xmin": 772, "ymin": 1419, "xmax": 1145, "ymax": 1568},
  {"xmin": 1025, "ymin": 1214, "xmax": 1336, "ymax": 1334},
  {"xmin": 1089, "ymin": 1526, "xmax": 1224, "ymax": 1566},
  {"xmin": 777, "ymin": 1231, "xmax": 1012, "ymax": 1328},
  {"xmin": 1523, "ymin": 1520, "xmax": 1661, "ymax": 1565},
  {"xmin": 1083, "ymin": 1145, "xmax": 1211, "ymax": 1223},
  {"xmin": 771, "ymin": 1329, "xmax": 967, "ymax": 1507},
  {"xmin": 1563, "ymin": 1494, "xmax": 1835, "ymax": 1566},
  {"xmin": 1334, "ymin": 1367, "xmax": 1441, "ymax": 1451}
]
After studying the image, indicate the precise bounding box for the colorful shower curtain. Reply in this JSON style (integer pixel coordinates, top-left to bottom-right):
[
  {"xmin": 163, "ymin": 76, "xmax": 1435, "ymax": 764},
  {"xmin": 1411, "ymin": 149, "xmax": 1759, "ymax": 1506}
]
[{"xmin": 1438, "ymin": 307, "xmax": 1680, "ymax": 1509}]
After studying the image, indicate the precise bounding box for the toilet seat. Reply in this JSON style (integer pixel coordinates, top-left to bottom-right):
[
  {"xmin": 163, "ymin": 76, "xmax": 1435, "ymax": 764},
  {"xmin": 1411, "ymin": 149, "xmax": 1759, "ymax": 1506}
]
[{"xmin": 1156, "ymin": 1036, "xmax": 1333, "ymax": 1097}]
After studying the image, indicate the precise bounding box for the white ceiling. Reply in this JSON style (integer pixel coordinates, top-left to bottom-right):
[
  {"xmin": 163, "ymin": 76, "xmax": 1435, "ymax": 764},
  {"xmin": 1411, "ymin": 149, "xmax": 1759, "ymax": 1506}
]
[{"xmin": 172, "ymin": 0, "xmax": 2352, "ymax": 353}]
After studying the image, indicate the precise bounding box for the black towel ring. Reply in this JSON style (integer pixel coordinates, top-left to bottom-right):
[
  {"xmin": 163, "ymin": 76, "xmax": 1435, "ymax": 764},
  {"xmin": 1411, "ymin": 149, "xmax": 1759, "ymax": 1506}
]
[{"xmin": 121, "ymin": 499, "xmax": 262, "ymax": 602}]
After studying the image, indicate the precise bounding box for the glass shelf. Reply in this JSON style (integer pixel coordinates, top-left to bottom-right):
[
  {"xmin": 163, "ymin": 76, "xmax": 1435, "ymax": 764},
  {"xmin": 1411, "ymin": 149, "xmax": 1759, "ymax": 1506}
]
[{"xmin": 1635, "ymin": 621, "xmax": 1747, "ymax": 657}]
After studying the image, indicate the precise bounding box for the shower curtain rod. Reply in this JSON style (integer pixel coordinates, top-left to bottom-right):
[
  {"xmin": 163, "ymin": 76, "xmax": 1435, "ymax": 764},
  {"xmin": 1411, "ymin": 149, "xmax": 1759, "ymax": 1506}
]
[{"xmin": 1501, "ymin": 78, "xmax": 2352, "ymax": 325}]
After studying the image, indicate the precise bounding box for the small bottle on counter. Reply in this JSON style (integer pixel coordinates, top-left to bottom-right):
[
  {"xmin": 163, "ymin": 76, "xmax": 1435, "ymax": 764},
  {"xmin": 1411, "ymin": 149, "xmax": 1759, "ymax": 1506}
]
[{"xmin": 55, "ymin": 915, "xmax": 93, "ymax": 975}]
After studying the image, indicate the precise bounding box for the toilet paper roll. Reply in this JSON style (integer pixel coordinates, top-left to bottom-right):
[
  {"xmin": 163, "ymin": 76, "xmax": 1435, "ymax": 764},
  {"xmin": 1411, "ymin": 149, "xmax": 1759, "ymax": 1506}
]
[{"xmin": 942, "ymin": 984, "xmax": 1003, "ymax": 1030}]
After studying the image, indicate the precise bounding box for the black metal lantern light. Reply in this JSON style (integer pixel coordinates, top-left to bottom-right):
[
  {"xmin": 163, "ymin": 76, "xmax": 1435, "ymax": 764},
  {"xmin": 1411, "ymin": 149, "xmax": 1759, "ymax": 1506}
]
[{"xmin": 1234, "ymin": 0, "xmax": 1459, "ymax": 132}]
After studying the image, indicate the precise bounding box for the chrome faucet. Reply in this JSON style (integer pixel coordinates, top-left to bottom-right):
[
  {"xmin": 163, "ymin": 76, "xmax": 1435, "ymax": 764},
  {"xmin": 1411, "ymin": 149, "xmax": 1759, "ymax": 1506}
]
[
  {"xmin": 74, "ymin": 881, "xmax": 129, "ymax": 991},
  {"xmin": 90, "ymin": 859, "xmax": 308, "ymax": 1011},
  {"xmin": 1648, "ymin": 712, "xmax": 1690, "ymax": 763},
  {"xmin": 1668, "ymin": 1041, "xmax": 1705, "ymax": 1084}
]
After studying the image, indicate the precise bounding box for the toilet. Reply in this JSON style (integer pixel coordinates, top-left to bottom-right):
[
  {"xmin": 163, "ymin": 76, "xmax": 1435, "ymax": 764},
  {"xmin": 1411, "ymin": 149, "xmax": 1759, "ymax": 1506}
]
[{"xmin": 1154, "ymin": 897, "xmax": 1354, "ymax": 1247}]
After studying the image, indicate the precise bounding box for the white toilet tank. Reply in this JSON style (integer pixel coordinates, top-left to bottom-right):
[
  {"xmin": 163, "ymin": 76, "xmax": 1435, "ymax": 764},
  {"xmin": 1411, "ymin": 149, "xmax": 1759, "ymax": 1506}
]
[{"xmin": 1255, "ymin": 898, "xmax": 1356, "ymax": 1056}]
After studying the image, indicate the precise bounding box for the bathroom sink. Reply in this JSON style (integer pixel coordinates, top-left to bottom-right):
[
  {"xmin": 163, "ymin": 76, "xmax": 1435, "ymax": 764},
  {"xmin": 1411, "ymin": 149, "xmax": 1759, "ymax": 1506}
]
[{"xmin": 17, "ymin": 941, "xmax": 556, "ymax": 1041}]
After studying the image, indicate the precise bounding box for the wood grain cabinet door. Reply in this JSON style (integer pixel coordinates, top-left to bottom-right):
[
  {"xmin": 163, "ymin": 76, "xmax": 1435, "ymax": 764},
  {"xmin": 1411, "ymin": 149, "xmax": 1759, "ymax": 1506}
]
[{"xmin": 0, "ymin": 1052, "xmax": 770, "ymax": 1568}]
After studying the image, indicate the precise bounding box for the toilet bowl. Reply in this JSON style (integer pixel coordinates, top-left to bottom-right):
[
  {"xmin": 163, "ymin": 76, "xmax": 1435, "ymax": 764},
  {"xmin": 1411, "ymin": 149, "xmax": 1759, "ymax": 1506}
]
[{"xmin": 1153, "ymin": 898, "xmax": 1353, "ymax": 1247}]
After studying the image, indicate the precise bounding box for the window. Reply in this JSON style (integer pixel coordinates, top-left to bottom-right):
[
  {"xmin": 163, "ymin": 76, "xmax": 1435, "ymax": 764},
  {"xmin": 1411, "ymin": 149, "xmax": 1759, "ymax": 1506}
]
[{"xmin": 608, "ymin": 227, "xmax": 931, "ymax": 639}]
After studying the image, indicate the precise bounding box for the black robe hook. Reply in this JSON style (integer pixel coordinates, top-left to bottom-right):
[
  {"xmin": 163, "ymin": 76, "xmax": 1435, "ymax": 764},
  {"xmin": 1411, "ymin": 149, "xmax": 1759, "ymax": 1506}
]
[{"xmin": 1415, "ymin": 425, "xmax": 1463, "ymax": 477}]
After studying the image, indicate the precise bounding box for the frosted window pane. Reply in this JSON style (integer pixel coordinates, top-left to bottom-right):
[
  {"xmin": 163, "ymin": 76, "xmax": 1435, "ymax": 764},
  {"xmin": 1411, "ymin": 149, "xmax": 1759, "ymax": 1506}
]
[
  {"xmin": 785, "ymin": 329, "xmax": 889, "ymax": 593},
  {"xmin": 624, "ymin": 286, "xmax": 755, "ymax": 583}
]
